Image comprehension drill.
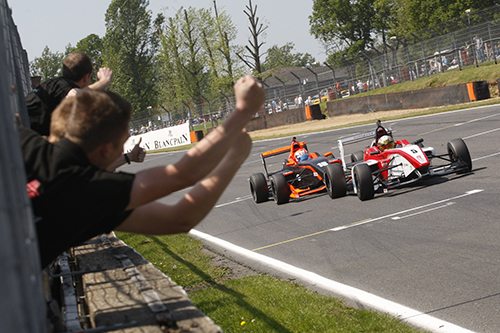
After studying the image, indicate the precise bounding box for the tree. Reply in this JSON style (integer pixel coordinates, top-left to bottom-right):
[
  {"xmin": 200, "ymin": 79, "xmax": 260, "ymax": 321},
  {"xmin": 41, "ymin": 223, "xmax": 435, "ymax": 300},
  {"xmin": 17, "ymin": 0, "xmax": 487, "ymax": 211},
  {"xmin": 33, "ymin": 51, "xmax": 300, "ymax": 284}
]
[
  {"xmin": 156, "ymin": 6, "xmax": 240, "ymax": 120},
  {"xmin": 75, "ymin": 34, "xmax": 104, "ymax": 74},
  {"xmin": 390, "ymin": 0, "xmax": 498, "ymax": 42},
  {"xmin": 310, "ymin": 0, "xmax": 378, "ymax": 55},
  {"xmin": 29, "ymin": 46, "xmax": 63, "ymax": 80},
  {"xmin": 262, "ymin": 42, "xmax": 317, "ymax": 71},
  {"xmin": 237, "ymin": 0, "xmax": 267, "ymax": 75},
  {"xmin": 102, "ymin": 0, "xmax": 162, "ymax": 118}
]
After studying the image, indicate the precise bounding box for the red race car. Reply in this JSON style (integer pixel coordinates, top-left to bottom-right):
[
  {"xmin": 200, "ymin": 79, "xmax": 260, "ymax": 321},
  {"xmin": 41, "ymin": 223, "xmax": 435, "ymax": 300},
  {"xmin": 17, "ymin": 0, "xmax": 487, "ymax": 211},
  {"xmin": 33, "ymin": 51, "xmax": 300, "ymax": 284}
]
[
  {"xmin": 249, "ymin": 137, "xmax": 347, "ymax": 204},
  {"xmin": 339, "ymin": 120, "xmax": 472, "ymax": 201}
]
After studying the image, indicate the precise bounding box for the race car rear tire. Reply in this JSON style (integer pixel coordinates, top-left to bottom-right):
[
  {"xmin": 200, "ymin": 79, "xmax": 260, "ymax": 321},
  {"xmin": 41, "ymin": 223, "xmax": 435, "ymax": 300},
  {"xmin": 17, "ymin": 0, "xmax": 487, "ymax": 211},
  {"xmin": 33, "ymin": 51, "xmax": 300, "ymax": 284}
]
[
  {"xmin": 249, "ymin": 173, "xmax": 269, "ymax": 203},
  {"xmin": 353, "ymin": 163, "xmax": 374, "ymax": 201},
  {"xmin": 325, "ymin": 164, "xmax": 347, "ymax": 199},
  {"xmin": 447, "ymin": 138, "xmax": 472, "ymax": 173},
  {"xmin": 351, "ymin": 151, "xmax": 364, "ymax": 163},
  {"xmin": 270, "ymin": 173, "xmax": 290, "ymax": 205}
]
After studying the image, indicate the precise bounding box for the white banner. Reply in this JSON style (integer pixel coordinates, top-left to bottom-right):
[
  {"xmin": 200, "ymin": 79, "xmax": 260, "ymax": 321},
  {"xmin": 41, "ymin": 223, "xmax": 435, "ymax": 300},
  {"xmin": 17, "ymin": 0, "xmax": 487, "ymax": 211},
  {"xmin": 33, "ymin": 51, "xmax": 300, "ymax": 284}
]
[{"xmin": 124, "ymin": 121, "xmax": 191, "ymax": 152}]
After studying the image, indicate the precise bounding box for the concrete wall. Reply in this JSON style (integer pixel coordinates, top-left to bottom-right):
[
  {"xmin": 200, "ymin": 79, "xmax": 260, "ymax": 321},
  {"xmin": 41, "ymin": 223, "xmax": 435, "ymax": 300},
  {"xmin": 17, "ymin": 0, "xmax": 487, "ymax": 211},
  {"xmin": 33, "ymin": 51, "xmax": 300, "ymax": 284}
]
[
  {"xmin": 245, "ymin": 107, "xmax": 306, "ymax": 132},
  {"xmin": 326, "ymin": 84, "xmax": 471, "ymax": 116}
]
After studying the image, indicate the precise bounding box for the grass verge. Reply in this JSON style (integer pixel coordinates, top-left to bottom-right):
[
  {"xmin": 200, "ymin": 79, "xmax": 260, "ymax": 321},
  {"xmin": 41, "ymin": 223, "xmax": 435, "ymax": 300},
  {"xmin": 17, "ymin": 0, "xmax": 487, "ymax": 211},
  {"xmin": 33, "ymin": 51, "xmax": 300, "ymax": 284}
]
[{"xmin": 117, "ymin": 232, "xmax": 424, "ymax": 332}]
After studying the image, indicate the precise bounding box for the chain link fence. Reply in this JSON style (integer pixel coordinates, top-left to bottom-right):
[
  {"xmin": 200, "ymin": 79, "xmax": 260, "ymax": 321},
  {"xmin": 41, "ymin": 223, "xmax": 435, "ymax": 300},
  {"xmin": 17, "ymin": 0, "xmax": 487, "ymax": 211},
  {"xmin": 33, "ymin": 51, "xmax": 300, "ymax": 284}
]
[
  {"xmin": 132, "ymin": 5, "xmax": 500, "ymax": 131},
  {"xmin": 0, "ymin": 1, "xmax": 47, "ymax": 332},
  {"xmin": 262, "ymin": 11, "xmax": 500, "ymax": 114}
]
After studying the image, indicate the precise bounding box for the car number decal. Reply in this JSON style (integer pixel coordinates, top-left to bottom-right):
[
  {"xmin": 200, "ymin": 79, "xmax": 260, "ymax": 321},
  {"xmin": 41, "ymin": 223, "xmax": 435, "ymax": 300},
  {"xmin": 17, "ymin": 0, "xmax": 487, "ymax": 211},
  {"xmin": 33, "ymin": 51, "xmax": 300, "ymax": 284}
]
[{"xmin": 317, "ymin": 161, "xmax": 328, "ymax": 167}]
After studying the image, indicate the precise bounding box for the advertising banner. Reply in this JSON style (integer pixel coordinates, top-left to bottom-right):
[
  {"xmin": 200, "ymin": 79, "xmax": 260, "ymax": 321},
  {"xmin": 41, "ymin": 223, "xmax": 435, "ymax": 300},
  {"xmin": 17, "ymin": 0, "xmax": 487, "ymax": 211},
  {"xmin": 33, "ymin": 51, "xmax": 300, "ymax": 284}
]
[{"xmin": 124, "ymin": 121, "xmax": 191, "ymax": 152}]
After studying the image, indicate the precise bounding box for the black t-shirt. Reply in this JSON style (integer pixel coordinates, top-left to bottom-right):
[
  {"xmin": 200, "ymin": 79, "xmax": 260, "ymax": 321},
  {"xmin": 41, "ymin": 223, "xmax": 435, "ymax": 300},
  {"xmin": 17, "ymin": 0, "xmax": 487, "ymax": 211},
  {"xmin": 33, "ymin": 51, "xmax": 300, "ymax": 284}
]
[
  {"xmin": 26, "ymin": 77, "xmax": 79, "ymax": 136},
  {"xmin": 20, "ymin": 127, "xmax": 135, "ymax": 268}
]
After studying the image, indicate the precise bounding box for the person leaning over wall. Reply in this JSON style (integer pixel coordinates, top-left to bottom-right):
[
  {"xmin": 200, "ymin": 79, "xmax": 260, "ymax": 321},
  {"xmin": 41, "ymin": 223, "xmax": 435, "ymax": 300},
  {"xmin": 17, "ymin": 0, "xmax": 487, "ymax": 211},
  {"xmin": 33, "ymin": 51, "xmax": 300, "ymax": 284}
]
[
  {"xmin": 26, "ymin": 52, "xmax": 112, "ymax": 136},
  {"xmin": 20, "ymin": 75, "xmax": 264, "ymax": 268},
  {"xmin": 47, "ymin": 92, "xmax": 145, "ymax": 170}
]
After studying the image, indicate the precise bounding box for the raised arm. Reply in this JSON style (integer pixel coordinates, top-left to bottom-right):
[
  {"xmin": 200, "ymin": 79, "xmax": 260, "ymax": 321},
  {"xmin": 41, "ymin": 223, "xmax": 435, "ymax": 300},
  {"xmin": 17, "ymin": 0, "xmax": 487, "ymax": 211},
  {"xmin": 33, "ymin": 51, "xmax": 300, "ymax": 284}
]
[
  {"xmin": 88, "ymin": 67, "xmax": 113, "ymax": 91},
  {"xmin": 117, "ymin": 130, "xmax": 252, "ymax": 234},
  {"xmin": 126, "ymin": 75, "xmax": 264, "ymax": 209}
]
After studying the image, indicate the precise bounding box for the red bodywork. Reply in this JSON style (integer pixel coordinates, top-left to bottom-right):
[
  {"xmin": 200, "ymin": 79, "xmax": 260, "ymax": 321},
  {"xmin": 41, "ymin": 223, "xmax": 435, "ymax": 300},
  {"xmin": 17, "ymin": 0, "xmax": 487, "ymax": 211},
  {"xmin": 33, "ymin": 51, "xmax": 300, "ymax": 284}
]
[{"xmin": 363, "ymin": 139, "xmax": 430, "ymax": 180}]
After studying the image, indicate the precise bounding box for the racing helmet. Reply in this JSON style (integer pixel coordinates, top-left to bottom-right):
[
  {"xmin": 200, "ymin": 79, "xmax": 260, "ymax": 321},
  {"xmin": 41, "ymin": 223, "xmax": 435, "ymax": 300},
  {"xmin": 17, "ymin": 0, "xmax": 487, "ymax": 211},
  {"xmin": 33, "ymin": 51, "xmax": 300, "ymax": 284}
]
[
  {"xmin": 377, "ymin": 135, "xmax": 395, "ymax": 151},
  {"xmin": 294, "ymin": 148, "xmax": 309, "ymax": 162}
]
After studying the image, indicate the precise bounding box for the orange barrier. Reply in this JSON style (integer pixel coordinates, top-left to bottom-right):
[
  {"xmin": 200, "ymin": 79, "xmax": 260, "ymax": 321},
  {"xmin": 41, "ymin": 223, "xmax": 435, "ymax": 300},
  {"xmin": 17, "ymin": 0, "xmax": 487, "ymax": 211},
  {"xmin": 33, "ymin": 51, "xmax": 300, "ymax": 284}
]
[
  {"xmin": 190, "ymin": 130, "xmax": 204, "ymax": 143},
  {"xmin": 305, "ymin": 105, "xmax": 312, "ymax": 120},
  {"xmin": 466, "ymin": 82, "xmax": 476, "ymax": 102}
]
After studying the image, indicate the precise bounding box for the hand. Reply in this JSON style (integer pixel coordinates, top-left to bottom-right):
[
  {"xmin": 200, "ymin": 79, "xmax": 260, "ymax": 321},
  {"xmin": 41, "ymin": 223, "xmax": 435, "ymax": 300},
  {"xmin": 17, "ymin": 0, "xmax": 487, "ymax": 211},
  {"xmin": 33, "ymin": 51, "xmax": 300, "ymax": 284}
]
[
  {"xmin": 128, "ymin": 137, "xmax": 146, "ymax": 163},
  {"xmin": 96, "ymin": 67, "xmax": 113, "ymax": 88},
  {"xmin": 234, "ymin": 75, "xmax": 265, "ymax": 116}
]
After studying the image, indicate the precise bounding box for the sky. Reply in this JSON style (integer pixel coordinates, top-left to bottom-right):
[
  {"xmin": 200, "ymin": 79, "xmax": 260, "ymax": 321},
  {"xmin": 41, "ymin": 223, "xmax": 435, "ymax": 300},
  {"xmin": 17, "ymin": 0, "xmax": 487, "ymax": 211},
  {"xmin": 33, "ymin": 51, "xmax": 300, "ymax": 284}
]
[{"xmin": 9, "ymin": 0, "xmax": 327, "ymax": 64}]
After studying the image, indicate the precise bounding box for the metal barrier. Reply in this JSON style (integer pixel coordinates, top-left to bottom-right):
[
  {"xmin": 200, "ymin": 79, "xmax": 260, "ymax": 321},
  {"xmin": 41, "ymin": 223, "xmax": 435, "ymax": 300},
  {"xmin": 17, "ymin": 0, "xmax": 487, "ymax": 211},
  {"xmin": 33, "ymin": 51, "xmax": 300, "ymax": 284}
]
[{"xmin": 0, "ymin": 0, "xmax": 46, "ymax": 332}]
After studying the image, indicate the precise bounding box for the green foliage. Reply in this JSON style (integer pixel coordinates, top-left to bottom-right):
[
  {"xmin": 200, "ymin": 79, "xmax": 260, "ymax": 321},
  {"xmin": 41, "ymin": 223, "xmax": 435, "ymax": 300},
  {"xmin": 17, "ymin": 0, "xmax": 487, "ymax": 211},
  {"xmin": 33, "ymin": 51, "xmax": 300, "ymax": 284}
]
[
  {"xmin": 391, "ymin": 0, "xmax": 498, "ymax": 42},
  {"xmin": 102, "ymin": 0, "xmax": 161, "ymax": 117},
  {"xmin": 311, "ymin": 1, "xmax": 499, "ymax": 63},
  {"xmin": 262, "ymin": 42, "xmax": 317, "ymax": 71},
  {"xmin": 74, "ymin": 34, "xmax": 104, "ymax": 73},
  {"xmin": 156, "ymin": 6, "xmax": 240, "ymax": 120},
  {"xmin": 310, "ymin": 0, "xmax": 379, "ymax": 54},
  {"xmin": 29, "ymin": 46, "xmax": 63, "ymax": 80}
]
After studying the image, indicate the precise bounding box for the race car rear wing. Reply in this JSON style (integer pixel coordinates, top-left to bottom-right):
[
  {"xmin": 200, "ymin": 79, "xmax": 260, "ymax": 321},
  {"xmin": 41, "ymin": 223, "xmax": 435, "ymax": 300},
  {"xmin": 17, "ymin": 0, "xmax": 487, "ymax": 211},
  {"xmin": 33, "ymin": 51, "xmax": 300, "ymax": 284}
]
[
  {"xmin": 337, "ymin": 130, "xmax": 376, "ymax": 171},
  {"xmin": 260, "ymin": 146, "xmax": 290, "ymax": 178}
]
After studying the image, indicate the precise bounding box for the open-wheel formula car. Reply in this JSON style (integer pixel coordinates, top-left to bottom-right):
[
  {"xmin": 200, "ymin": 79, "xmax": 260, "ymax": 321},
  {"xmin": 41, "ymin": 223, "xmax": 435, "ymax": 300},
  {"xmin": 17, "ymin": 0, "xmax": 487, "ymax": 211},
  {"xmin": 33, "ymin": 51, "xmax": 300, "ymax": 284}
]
[
  {"xmin": 339, "ymin": 120, "xmax": 472, "ymax": 201},
  {"xmin": 249, "ymin": 137, "xmax": 348, "ymax": 204}
]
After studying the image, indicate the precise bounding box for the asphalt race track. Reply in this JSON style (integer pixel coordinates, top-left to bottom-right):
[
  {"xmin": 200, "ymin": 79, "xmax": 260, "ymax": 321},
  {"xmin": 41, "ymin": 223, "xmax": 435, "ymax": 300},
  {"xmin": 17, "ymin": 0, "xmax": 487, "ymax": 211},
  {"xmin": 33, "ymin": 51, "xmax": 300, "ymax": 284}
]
[{"xmin": 125, "ymin": 104, "xmax": 500, "ymax": 333}]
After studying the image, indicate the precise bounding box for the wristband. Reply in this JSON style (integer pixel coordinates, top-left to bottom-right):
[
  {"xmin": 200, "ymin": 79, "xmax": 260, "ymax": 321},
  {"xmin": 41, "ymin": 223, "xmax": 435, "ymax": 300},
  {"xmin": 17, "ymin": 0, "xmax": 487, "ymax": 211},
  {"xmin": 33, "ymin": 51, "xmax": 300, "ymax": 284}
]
[{"xmin": 124, "ymin": 153, "xmax": 131, "ymax": 164}]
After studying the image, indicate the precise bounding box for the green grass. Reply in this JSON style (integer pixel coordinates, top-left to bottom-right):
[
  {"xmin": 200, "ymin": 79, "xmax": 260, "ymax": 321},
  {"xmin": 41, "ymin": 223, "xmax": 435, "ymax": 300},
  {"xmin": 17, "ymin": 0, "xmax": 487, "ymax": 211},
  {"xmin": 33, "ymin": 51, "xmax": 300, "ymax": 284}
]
[
  {"xmin": 358, "ymin": 62, "xmax": 500, "ymax": 96},
  {"xmin": 117, "ymin": 232, "xmax": 423, "ymax": 333}
]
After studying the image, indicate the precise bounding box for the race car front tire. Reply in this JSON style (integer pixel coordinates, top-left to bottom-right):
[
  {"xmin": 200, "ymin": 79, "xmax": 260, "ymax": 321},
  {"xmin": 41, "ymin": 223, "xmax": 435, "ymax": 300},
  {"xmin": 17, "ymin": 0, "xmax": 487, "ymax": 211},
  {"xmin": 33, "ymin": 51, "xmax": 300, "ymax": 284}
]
[
  {"xmin": 351, "ymin": 151, "xmax": 364, "ymax": 163},
  {"xmin": 270, "ymin": 173, "xmax": 290, "ymax": 205},
  {"xmin": 447, "ymin": 138, "xmax": 472, "ymax": 173},
  {"xmin": 353, "ymin": 163, "xmax": 375, "ymax": 201},
  {"xmin": 250, "ymin": 173, "xmax": 269, "ymax": 203},
  {"xmin": 325, "ymin": 164, "xmax": 347, "ymax": 198}
]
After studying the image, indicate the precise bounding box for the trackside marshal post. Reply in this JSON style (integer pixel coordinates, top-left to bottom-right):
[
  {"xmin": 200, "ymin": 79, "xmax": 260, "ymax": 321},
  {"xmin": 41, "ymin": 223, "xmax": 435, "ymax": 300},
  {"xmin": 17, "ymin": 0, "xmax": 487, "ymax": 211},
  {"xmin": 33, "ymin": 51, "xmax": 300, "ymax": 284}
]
[{"xmin": 124, "ymin": 121, "xmax": 191, "ymax": 152}]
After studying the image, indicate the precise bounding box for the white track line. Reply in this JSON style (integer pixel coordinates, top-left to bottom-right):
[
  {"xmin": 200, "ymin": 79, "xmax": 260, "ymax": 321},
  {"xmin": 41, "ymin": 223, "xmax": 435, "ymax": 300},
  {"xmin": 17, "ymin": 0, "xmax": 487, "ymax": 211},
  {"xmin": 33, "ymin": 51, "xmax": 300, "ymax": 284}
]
[
  {"xmin": 331, "ymin": 190, "xmax": 483, "ymax": 232},
  {"xmin": 190, "ymin": 229, "xmax": 476, "ymax": 333},
  {"xmin": 464, "ymin": 127, "xmax": 500, "ymax": 139},
  {"xmin": 392, "ymin": 202, "xmax": 455, "ymax": 220},
  {"xmin": 215, "ymin": 195, "xmax": 253, "ymax": 208},
  {"xmin": 472, "ymin": 151, "xmax": 500, "ymax": 161}
]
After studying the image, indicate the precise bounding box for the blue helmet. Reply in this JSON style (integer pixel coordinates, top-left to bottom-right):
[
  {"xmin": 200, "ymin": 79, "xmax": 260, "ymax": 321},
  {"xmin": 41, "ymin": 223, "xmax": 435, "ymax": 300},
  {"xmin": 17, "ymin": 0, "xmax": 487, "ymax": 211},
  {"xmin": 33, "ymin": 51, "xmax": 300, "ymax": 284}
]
[{"xmin": 295, "ymin": 148, "xmax": 309, "ymax": 162}]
